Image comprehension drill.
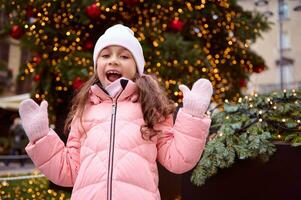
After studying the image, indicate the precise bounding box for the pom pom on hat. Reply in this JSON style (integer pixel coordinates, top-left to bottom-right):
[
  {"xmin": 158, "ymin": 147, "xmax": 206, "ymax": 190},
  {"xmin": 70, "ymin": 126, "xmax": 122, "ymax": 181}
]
[{"xmin": 93, "ymin": 24, "xmax": 145, "ymax": 75}]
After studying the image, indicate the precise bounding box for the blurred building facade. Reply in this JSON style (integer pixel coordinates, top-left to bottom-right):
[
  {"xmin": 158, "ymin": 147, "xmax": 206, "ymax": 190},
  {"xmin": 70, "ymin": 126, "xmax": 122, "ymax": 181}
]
[{"xmin": 238, "ymin": 0, "xmax": 301, "ymax": 93}]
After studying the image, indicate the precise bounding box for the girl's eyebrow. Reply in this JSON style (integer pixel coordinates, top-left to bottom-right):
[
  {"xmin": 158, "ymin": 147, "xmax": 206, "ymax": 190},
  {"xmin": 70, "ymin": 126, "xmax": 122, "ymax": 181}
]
[
  {"xmin": 100, "ymin": 47, "xmax": 131, "ymax": 54},
  {"xmin": 100, "ymin": 48, "xmax": 109, "ymax": 53},
  {"xmin": 120, "ymin": 48, "xmax": 131, "ymax": 54}
]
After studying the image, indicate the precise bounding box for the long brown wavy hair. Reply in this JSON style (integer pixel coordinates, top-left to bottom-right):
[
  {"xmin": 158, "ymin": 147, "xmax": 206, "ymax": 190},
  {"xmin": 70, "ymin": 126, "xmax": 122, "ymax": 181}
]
[{"xmin": 64, "ymin": 73, "xmax": 175, "ymax": 140}]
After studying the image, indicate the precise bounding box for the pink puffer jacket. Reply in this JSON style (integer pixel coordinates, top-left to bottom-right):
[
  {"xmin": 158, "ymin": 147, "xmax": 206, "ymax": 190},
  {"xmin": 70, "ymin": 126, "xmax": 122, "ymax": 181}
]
[{"xmin": 25, "ymin": 80, "xmax": 211, "ymax": 200}]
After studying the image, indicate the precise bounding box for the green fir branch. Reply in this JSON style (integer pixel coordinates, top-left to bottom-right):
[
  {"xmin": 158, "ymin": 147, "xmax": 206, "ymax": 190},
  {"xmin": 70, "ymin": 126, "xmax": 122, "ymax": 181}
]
[{"xmin": 191, "ymin": 89, "xmax": 301, "ymax": 186}]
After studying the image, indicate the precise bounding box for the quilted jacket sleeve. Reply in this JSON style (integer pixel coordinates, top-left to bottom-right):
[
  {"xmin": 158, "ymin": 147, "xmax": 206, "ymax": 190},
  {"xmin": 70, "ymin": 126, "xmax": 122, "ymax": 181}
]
[
  {"xmin": 156, "ymin": 108, "xmax": 211, "ymax": 174},
  {"xmin": 25, "ymin": 120, "xmax": 82, "ymax": 187}
]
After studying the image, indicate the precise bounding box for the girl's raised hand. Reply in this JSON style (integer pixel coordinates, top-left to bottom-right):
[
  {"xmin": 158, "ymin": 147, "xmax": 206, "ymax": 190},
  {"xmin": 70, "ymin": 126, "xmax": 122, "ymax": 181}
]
[
  {"xmin": 18, "ymin": 99, "xmax": 50, "ymax": 143},
  {"xmin": 179, "ymin": 78, "xmax": 213, "ymax": 118}
]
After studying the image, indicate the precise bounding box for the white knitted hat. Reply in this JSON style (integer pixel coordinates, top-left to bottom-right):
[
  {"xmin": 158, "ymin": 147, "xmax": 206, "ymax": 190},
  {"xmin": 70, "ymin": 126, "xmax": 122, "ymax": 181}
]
[{"xmin": 93, "ymin": 24, "xmax": 145, "ymax": 75}]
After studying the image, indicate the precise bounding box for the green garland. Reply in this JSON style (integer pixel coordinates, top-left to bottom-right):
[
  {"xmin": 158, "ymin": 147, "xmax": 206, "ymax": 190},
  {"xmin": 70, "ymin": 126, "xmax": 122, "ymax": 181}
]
[{"xmin": 191, "ymin": 89, "xmax": 301, "ymax": 186}]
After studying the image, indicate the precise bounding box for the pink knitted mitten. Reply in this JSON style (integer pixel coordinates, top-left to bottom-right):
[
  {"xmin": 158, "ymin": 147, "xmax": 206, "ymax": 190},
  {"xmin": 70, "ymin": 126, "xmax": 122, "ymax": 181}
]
[
  {"xmin": 18, "ymin": 99, "xmax": 50, "ymax": 143},
  {"xmin": 179, "ymin": 78, "xmax": 213, "ymax": 118}
]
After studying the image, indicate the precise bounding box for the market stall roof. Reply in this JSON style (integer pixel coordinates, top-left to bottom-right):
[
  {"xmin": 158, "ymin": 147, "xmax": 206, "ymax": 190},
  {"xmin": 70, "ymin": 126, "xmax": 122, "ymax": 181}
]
[{"xmin": 0, "ymin": 93, "xmax": 30, "ymax": 111}]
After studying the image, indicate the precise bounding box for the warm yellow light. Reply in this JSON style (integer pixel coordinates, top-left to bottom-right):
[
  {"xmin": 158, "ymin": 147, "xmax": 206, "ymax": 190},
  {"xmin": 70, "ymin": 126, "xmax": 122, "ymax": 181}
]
[{"xmin": 152, "ymin": 40, "xmax": 159, "ymax": 47}]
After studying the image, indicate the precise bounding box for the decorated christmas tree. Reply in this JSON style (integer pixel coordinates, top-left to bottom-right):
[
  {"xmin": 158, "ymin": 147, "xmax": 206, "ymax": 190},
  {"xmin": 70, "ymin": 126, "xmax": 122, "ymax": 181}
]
[{"xmin": 0, "ymin": 0, "xmax": 270, "ymax": 125}]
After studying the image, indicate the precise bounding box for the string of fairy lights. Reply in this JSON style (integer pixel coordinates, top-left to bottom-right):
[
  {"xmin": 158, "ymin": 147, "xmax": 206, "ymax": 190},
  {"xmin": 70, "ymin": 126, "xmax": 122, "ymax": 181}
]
[
  {"xmin": 0, "ymin": 171, "xmax": 70, "ymax": 199},
  {"xmin": 190, "ymin": 89, "xmax": 301, "ymax": 187},
  {"xmin": 212, "ymin": 88, "xmax": 301, "ymax": 142},
  {"xmin": 2, "ymin": 0, "xmax": 268, "ymax": 109}
]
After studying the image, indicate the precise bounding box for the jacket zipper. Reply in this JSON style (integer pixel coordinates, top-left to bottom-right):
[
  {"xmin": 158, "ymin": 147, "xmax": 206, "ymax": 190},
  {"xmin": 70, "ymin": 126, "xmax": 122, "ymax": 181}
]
[
  {"xmin": 106, "ymin": 80, "xmax": 128, "ymax": 200},
  {"xmin": 107, "ymin": 100, "xmax": 118, "ymax": 200}
]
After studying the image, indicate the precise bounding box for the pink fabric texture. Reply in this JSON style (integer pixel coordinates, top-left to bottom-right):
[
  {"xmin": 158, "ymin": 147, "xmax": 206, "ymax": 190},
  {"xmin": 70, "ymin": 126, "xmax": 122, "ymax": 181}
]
[{"xmin": 25, "ymin": 81, "xmax": 211, "ymax": 200}]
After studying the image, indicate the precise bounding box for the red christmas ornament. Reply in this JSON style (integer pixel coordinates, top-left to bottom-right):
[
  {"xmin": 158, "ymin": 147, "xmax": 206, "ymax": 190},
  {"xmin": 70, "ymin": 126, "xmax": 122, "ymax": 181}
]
[
  {"xmin": 72, "ymin": 77, "xmax": 84, "ymax": 90},
  {"xmin": 122, "ymin": 0, "xmax": 140, "ymax": 6},
  {"xmin": 239, "ymin": 79, "xmax": 247, "ymax": 88},
  {"xmin": 33, "ymin": 74, "xmax": 41, "ymax": 81},
  {"xmin": 10, "ymin": 25, "xmax": 23, "ymax": 39},
  {"xmin": 84, "ymin": 41, "xmax": 94, "ymax": 50},
  {"xmin": 253, "ymin": 65, "xmax": 265, "ymax": 73},
  {"xmin": 33, "ymin": 55, "xmax": 42, "ymax": 64},
  {"xmin": 26, "ymin": 6, "xmax": 34, "ymax": 17},
  {"xmin": 56, "ymin": 98, "xmax": 64, "ymax": 104},
  {"xmin": 85, "ymin": 3, "xmax": 101, "ymax": 19},
  {"xmin": 243, "ymin": 65, "xmax": 250, "ymax": 72},
  {"xmin": 169, "ymin": 19, "xmax": 184, "ymax": 32}
]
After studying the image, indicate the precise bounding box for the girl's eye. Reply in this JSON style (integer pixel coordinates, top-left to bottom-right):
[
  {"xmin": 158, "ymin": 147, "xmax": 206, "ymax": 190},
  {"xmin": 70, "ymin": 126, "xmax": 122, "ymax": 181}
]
[
  {"xmin": 101, "ymin": 54, "xmax": 110, "ymax": 58},
  {"xmin": 120, "ymin": 55, "xmax": 129, "ymax": 59}
]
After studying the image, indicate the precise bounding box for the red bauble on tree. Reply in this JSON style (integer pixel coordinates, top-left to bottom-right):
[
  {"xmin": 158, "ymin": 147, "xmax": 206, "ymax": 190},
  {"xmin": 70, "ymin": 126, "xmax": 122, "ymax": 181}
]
[
  {"xmin": 33, "ymin": 74, "xmax": 41, "ymax": 81},
  {"xmin": 122, "ymin": 0, "xmax": 140, "ymax": 6},
  {"xmin": 33, "ymin": 55, "xmax": 42, "ymax": 64},
  {"xmin": 169, "ymin": 19, "xmax": 184, "ymax": 32},
  {"xmin": 84, "ymin": 41, "xmax": 94, "ymax": 50},
  {"xmin": 72, "ymin": 77, "xmax": 84, "ymax": 90},
  {"xmin": 26, "ymin": 6, "xmax": 34, "ymax": 17},
  {"xmin": 253, "ymin": 64, "xmax": 265, "ymax": 73},
  {"xmin": 85, "ymin": 3, "xmax": 101, "ymax": 19},
  {"xmin": 10, "ymin": 25, "xmax": 24, "ymax": 39},
  {"xmin": 239, "ymin": 79, "xmax": 247, "ymax": 88},
  {"xmin": 56, "ymin": 98, "xmax": 64, "ymax": 104}
]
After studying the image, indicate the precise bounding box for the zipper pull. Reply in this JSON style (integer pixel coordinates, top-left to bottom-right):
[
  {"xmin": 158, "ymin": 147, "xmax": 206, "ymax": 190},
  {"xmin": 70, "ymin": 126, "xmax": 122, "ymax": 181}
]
[{"xmin": 112, "ymin": 103, "xmax": 116, "ymax": 115}]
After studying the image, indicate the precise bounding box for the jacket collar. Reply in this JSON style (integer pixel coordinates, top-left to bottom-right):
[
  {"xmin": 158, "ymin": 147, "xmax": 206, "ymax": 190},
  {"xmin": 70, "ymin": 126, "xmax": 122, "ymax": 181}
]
[{"xmin": 89, "ymin": 79, "xmax": 139, "ymax": 104}]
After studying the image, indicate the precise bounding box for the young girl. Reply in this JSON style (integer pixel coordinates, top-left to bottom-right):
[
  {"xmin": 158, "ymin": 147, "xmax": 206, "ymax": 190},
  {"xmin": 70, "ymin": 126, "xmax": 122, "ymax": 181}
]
[{"xmin": 19, "ymin": 24, "xmax": 213, "ymax": 200}]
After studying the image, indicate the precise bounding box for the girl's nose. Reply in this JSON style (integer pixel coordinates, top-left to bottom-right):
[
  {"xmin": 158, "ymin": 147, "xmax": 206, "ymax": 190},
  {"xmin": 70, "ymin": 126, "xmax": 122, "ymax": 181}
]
[{"xmin": 108, "ymin": 55, "xmax": 119, "ymax": 66}]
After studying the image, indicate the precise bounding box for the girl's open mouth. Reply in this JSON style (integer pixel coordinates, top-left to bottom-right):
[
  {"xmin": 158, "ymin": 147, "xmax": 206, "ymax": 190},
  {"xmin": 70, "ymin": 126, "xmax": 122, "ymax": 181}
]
[{"xmin": 106, "ymin": 70, "xmax": 122, "ymax": 82}]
